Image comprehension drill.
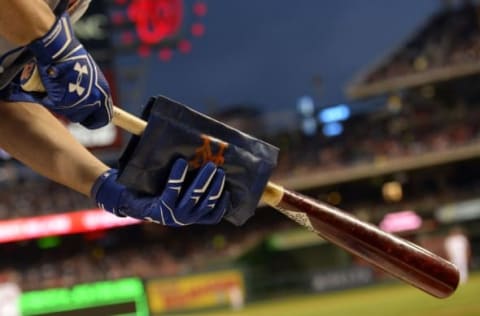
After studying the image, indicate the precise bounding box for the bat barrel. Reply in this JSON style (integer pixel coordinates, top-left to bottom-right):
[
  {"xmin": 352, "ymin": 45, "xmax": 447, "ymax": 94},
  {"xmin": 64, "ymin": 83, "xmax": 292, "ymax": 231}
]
[{"xmin": 278, "ymin": 188, "xmax": 459, "ymax": 298}]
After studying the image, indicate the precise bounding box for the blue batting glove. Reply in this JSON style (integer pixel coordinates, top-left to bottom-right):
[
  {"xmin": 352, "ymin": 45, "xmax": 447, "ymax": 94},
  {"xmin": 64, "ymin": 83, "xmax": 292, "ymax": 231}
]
[
  {"xmin": 92, "ymin": 158, "xmax": 230, "ymax": 226},
  {"xmin": 13, "ymin": 12, "xmax": 112, "ymax": 129}
]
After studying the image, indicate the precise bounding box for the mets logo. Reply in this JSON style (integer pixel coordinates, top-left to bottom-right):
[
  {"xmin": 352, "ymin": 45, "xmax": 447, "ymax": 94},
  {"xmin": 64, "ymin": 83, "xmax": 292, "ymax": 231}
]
[
  {"xmin": 189, "ymin": 134, "xmax": 228, "ymax": 168},
  {"xmin": 111, "ymin": 0, "xmax": 208, "ymax": 61}
]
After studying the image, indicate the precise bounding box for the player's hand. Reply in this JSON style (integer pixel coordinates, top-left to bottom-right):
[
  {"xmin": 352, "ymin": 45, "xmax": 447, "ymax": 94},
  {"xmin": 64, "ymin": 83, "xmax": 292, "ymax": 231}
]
[
  {"xmin": 92, "ymin": 158, "xmax": 230, "ymax": 226},
  {"xmin": 18, "ymin": 12, "xmax": 112, "ymax": 129}
]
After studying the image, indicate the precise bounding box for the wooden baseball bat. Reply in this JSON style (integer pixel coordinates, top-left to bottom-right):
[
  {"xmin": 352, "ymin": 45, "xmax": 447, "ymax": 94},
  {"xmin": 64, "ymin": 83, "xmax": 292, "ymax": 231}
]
[
  {"xmin": 24, "ymin": 72, "xmax": 459, "ymax": 298},
  {"xmin": 113, "ymin": 107, "xmax": 459, "ymax": 298}
]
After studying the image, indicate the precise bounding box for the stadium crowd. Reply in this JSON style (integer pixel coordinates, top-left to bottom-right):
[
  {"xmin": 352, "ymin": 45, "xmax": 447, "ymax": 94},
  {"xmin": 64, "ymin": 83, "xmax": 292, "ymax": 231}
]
[
  {"xmin": 0, "ymin": 213, "xmax": 280, "ymax": 291},
  {"xmin": 0, "ymin": 99, "xmax": 478, "ymax": 290},
  {"xmin": 0, "ymin": 178, "xmax": 93, "ymax": 219},
  {"xmin": 271, "ymin": 94, "xmax": 480, "ymax": 180},
  {"xmin": 0, "ymin": 91, "xmax": 478, "ymax": 220},
  {"xmin": 365, "ymin": 2, "xmax": 480, "ymax": 83},
  {"xmin": 0, "ymin": 175, "xmax": 478, "ymax": 291}
]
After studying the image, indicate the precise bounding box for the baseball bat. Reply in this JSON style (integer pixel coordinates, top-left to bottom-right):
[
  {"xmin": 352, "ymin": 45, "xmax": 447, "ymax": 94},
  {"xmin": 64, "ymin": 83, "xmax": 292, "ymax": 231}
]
[
  {"xmin": 113, "ymin": 107, "xmax": 459, "ymax": 299},
  {"xmin": 24, "ymin": 72, "xmax": 459, "ymax": 298}
]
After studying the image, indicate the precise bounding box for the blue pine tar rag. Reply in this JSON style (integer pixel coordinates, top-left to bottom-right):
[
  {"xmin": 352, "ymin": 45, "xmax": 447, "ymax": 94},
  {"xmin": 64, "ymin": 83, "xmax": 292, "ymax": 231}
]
[{"xmin": 117, "ymin": 96, "xmax": 279, "ymax": 226}]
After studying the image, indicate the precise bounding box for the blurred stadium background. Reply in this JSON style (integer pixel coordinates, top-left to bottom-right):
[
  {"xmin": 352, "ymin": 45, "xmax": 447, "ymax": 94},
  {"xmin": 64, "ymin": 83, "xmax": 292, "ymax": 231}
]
[{"xmin": 2, "ymin": 0, "xmax": 480, "ymax": 315}]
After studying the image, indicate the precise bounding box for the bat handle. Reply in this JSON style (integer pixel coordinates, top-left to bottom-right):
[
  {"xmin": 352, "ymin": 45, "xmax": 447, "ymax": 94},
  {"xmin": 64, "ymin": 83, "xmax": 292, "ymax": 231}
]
[{"xmin": 112, "ymin": 106, "xmax": 146, "ymax": 136}]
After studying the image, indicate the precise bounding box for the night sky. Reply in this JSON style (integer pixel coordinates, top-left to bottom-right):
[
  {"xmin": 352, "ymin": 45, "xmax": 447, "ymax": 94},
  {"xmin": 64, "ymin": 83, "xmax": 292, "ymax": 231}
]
[{"xmin": 114, "ymin": 0, "xmax": 440, "ymax": 116}]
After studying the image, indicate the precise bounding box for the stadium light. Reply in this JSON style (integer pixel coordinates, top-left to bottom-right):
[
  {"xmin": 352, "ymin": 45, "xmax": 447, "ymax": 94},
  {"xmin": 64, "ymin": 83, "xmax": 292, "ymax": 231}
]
[
  {"xmin": 301, "ymin": 117, "xmax": 318, "ymax": 136},
  {"xmin": 379, "ymin": 211, "xmax": 422, "ymax": 233},
  {"xmin": 318, "ymin": 104, "xmax": 350, "ymax": 123},
  {"xmin": 322, "ymin": 122, "xmax": 343, "ymax": 137},
  {"xmin": 297, "ymin": 95, "xmax": 315, "ymax": 117}
]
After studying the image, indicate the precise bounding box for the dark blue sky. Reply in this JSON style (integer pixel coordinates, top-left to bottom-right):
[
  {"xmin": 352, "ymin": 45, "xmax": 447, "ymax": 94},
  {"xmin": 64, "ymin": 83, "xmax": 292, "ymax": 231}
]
[{"xmin": 115, "ymin": 0, "xmax": 440, "ymax": 115}]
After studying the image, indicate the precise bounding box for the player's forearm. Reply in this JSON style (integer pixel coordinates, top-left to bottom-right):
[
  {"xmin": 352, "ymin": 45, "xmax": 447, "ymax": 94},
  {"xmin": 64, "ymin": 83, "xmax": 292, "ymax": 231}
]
[
  {"xmin": 0, "ymin": 0, "xmax": 55, "ymax": 45},
  {"xmin": 0, "ymin": 101, "xmax": 109, "ymax": 196}
]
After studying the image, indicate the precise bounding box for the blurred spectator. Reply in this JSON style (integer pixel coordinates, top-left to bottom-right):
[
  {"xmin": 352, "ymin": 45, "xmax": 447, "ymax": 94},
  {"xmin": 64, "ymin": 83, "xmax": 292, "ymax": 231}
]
[{"xmin": 444, "ymin": 226, "xmax": 471, "ymax": 284}]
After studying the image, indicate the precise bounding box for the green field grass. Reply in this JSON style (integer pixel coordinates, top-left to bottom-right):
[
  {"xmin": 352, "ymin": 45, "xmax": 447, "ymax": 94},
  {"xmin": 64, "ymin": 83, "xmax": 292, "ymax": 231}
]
[{"xmin": 206, "ymin": 273, "xmax": 480, "ymax": 316}]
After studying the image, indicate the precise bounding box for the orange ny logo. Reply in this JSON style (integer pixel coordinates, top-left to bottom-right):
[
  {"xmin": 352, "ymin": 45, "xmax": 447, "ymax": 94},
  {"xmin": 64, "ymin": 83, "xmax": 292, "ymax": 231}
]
[{"xmin": 189, "ymin": 135, "xmax": 228, "ymax": 168}]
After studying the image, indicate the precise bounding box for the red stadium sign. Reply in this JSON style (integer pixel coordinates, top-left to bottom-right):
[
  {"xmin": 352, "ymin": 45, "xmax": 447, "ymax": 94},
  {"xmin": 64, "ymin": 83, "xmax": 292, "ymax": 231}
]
[
  {"xmin": 110, "ymin": 0, "xmax": 208, "ymax": 61},
  {"xmin": 0, "ymin": 210, "xmax": 140, "ymax": 243},
  {"xmin": 127, "ymin": 0, "xmax": 184, "ymax": 45}
]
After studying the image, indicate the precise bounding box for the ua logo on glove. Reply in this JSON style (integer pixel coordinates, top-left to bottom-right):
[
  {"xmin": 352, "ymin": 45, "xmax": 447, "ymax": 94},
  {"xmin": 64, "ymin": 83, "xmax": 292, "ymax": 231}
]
[
  {"xmin": 3, "ymin": 13, "xmax": 113, "ymax": 129},
  {"xmin": 68, "ymin": 62, "xmax": 88, "ymax": 96}
]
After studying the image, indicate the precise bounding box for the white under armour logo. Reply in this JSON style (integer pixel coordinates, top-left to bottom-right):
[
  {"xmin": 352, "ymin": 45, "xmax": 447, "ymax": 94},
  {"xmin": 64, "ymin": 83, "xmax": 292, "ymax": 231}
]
[{"xmin": 68, "ymin": 62, "xmax": 88, "ymax": 96}]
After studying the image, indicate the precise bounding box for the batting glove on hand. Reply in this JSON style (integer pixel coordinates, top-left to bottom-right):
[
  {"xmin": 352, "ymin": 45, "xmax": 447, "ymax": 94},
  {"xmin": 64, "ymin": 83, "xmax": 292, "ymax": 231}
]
[
  {"xmin": 6, "ymin": 12, "xmax": 112, "ymax": 129},
  {"xmin": 92, "ymin": 158, "xmax": 230, "ymax": 226}
]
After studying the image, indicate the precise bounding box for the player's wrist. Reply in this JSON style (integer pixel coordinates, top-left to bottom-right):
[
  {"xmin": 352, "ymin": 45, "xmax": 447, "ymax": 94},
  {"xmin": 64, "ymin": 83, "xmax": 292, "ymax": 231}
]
[
  {"xmin": 28, "ymin": 13, "xmax": 79, "ymax": 64},
  {"xmin": 28, "ymin": 10, "xmax": 56, "ymax": 44},
  {"xmin": 91, "ymin": 169, "xmax": 126, "ymax": 217}
]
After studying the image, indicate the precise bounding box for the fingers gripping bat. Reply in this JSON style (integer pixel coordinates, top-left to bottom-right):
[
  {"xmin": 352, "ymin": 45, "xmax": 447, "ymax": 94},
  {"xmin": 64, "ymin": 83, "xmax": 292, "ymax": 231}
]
[{"xmin": 24, "ymin": 70, "xmax": 459, "ymax": 298}]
